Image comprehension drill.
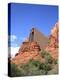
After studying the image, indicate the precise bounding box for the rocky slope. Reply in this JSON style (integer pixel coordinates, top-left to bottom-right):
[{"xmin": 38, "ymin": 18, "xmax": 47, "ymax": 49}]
[
  {"xmin": 11, "ymin": 22, "xmax": 59, "ymax": 65},
  {"xmin": 11, "ymin": 41, "xmax": 44, "ymax": 64},
  {"xmin": 45, "ymin": 22, "xmax": 59, "ymax": 59}
]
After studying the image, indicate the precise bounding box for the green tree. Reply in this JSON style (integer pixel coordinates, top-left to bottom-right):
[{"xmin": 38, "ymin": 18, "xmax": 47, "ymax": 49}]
[
  {"xmin": 53, "ymin": 59, "xmax": 58, "ymax": 64},
  {"xmin": 11, "ymin": 63, "xmax": 21, "ymax": 77}
]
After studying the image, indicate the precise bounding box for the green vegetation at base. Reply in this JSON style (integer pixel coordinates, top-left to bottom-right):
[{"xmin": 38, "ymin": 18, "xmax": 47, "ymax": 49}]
[
  {"xmin": 48, "ymin": 64, "xmax": 58, "ymax": 74},
  {"xmin": 40, "ymin": 50, "xmax": 55, "ymax": 64},
  {"xmin": 10, "ymin": 63, "xmax": 21, "ymax": 77},
  {"xmin": 10, "ymin": 50, "xmax": 58, "ymax": 77}
]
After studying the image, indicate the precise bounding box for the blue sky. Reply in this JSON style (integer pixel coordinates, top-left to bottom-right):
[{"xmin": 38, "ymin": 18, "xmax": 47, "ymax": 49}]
[{"xmin": 8, "ymin": 3, "xmax": 58, "ymax": 47}]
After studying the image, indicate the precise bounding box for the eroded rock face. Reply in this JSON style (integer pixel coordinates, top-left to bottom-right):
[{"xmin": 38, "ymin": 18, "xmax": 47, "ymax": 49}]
[
  {"xmin": 50, "ymin": 22, "xmax": 58, "ymax": 48},
  {"xmin": 51, "ymin": 22, "xmax": 58, "ymax": 39},
  {"xmin": 30, "ymin": 42, "xmax": 41, "ymax": 51},
  {"xmin": 45, "ymin": 22, "xmax": 59, "ymax": 59},
  {"xmin": 11, "ymin": 22, "xmax": 59, "ymax": 65},
  {"xmin": 11, "ymin": 41, "xmax": 43, "ymax": 65}
]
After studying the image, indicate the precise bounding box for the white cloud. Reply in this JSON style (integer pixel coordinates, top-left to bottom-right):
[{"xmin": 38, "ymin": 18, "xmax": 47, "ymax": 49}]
[
  {"xmin": 8, "ymin": 35, "xmax": 17, "ymax": 42},
  {"xmin": 8, "ymin": 47, "xmax": 19, "ymax": 58}
]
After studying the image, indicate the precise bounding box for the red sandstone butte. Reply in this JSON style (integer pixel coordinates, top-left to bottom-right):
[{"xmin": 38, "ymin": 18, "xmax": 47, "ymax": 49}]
[
  {"xmin": 11, "ymin": 22, "xmax": 59, "ymax": 65},
  {"xmin": 45, "ymin": 22, "xmax": 59, "ymax": 59}
]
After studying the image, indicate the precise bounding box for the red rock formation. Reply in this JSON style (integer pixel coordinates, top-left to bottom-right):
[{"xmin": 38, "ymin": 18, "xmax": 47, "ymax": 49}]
[
  {"xmin": 51, "ymin": 22, "xmax": 58, "ymax": 39},
  {"xmin": 45, "ymin": 22, "xmax": 59, "ymax": 59},
  {"xmin": 11, "ymin": 40, "xmax": 44, "ymax": 65},
  {"xmin": 11, "ymin": 22, "xmax": 59, "ymax": 65}
]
